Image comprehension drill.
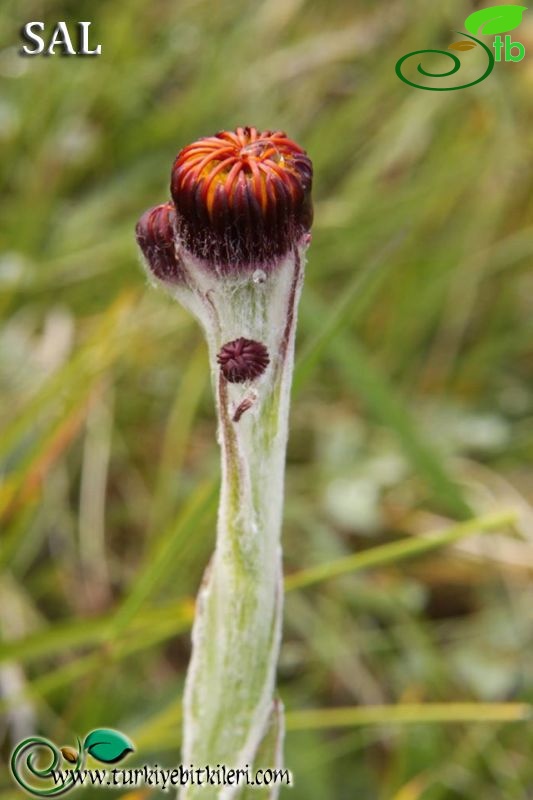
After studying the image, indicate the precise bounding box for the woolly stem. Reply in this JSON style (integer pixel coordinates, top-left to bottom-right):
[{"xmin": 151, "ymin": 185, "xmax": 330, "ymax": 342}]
[{"xmin": 177, "ymin": 246, "xmax": 305, "ymax": 799}]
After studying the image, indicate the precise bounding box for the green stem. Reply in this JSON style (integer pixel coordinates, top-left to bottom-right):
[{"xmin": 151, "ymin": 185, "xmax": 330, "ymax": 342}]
[{"xmin": 179, "ymin": 248, "xmax": 305, "ymax": 799}]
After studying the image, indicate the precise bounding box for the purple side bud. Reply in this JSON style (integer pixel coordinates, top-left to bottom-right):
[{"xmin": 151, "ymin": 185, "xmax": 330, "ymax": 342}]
[
  {"xmin": 217, "ymin": 338, "xmax": 270, "ymax": 383},
  {"xmin": 135, "ymin": 203, "xmax": 183, "ymax": 283}
]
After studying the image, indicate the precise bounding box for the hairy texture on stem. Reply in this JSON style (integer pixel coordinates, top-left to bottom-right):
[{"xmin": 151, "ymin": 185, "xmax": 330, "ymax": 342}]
[
  {"xmin": 176, "ymin": 243, "xmax": 306, "ymax": 799},
  {"xmin": 136, "ymin": 126, "xmax": 312, "ymax": 799}
]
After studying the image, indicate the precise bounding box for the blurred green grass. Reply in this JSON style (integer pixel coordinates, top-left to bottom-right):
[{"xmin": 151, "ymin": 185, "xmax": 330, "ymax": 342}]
[{"xmin": 1, "ymin": 0, "xmax": 533, "ymax": 797}]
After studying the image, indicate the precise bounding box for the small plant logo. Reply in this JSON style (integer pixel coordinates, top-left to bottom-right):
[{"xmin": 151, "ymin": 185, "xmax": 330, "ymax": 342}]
[
  {"xmin": 396, "ymin": 4, "xmax": 527, "ymax": 90},
  {"xmin": 10, "ymin": 728, "xmax": 134, "ymax": 796}
]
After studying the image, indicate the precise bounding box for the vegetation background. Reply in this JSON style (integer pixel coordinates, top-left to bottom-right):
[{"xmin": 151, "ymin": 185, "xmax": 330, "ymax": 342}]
[{"xmin": 1, "ymin": 0, "xmax": 532, "ymax": 797}]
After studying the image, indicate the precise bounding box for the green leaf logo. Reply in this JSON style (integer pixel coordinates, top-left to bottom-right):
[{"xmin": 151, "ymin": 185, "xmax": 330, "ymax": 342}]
[
  {"xmin": 464, "ymin": 5, "xmax": 527, "ymax": 36},
  {"xmin": 82, "ymin": 729, "xmax": 134, "ymax": 764}
]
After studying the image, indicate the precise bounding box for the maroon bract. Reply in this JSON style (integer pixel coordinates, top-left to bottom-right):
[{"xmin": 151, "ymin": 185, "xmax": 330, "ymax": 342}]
[{"xmin": 217, "ymin": 337, "xmax": 270, "ymax": 383}]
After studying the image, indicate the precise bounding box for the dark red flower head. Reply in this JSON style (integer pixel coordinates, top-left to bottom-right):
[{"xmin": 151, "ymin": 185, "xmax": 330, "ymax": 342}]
[
  {"xmin": 135, "ymin": 203, "xmax": 183, "ymax": 283},
  {"xmin": 171, "ymin": 126, "xmax": 313, "ymax": 270},
  {"xmin": 217, "ymin": 338, "xmax": 270, "ymax": 383}
]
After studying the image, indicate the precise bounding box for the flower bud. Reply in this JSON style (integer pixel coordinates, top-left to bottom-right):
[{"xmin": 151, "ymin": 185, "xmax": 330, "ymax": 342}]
[
  {"xmin": 135, "ymin": 203, "xmax": 183, "ymax": 283},
  {"xmin": 217, "ymin": 337, "xmax": 270, "ymax": 383},
  {"xmin": 170, "ymin": 126, "xmax": 312, "ymax": 271}
]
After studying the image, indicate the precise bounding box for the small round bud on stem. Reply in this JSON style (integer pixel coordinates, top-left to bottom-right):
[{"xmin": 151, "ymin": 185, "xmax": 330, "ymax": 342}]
[
  {"xmin": 135, "ymin": 203, "xmax": 182, "ymax": 283},
  {"xmin": 217, "ymin": 337, "xmax": 270, "ymax": 383},
  {"xmin": 171, "ymin": 126, "xmax": 313, "ymax": 270}
]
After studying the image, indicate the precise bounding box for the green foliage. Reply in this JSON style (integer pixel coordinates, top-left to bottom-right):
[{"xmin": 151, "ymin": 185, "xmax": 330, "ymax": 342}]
[{"xmin": 1, "ymin": 0, "xmax": 533, "ymax": 797}]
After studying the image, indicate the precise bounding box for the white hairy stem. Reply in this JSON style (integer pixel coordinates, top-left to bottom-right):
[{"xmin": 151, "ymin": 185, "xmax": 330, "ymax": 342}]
[{"xmin": 146, "ymin": 240, "xmax": 308, "ymax": 798}]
